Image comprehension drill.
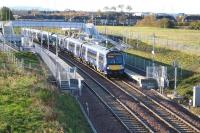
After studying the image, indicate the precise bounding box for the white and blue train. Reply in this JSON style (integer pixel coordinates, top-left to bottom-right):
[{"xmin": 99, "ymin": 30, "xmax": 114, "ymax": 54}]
[{"xmin": 22, "ymin": 28, "xmax": 125, "ymax": 76}]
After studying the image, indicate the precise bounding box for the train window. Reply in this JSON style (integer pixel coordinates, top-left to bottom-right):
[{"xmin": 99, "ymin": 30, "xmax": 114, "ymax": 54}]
[
  {"xmin": 69, "ymin": 42, "xmax": 75, "ymax": 48},
  {"xmin": 87, "ymin": 49, "xmax": 97, "ymax": 60},
  {"xmin": 81, "ymin": 47, "xmax": 86, "ymax": 56},
  {"xmin": 107, "ymin": 53, "xmax": 123, "ymax": 65},
  {"xmin": 115, "ymin": 55, "xmax": 123, "ymax": 64},
  {"xmin": 99, "ymin": 54, "xmax": 104, "ymax": 64},
  {"xmin": 76, "ymin": 45, "xmax": 80, "ymax": 54}
]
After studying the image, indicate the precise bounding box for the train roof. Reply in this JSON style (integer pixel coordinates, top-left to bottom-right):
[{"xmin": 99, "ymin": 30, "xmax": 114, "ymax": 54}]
[
  {"xmin": 67, "ymin": 37, "xmax": 83, "ymax": 45},
  {"xmin": 83, "ymin": 42, "xmax": 111, "ymax": 55},
  {"xmin": 22, "ymin": 28, "xmax": 121, "ymax": 55}
]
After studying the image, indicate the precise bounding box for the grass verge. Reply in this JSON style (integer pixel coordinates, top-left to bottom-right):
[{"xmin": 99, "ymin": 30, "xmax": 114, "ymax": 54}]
[{"xmin": 0, "ymin": 52, "xmax": 91, "ymax": 132}]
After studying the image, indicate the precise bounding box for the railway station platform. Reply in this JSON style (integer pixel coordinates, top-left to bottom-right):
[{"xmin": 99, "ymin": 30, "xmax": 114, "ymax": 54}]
[
  {"xmin": 125, "ymin": 68, "xmax": 159, "ymax": 89},
  {"xmin": 34, "ymin": 44, "xmax": 83, "ymax": 91},
  {"xmin": 125, "ymin": 68, "xmax": 145, "ymax": 83}
]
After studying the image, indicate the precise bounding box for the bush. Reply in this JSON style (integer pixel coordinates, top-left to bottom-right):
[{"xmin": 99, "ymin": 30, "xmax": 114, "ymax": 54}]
[
  {"xmin": 177, "ymin": 22, "xmax": 190, "ymax": 26},
  {"xmin": 137, "ymin": 15, "xmax": 175, "ymax": 28},
  {"xmin": 190, "ymin": 21, "xmax": 200, "ymax": 30},
  {"xmin": 137, "ymin": 15, "xmax": 157, "ymax": 27},
  {"xmin": 157, "ymin": 18, "xmax": 175, "ymax": 28}
]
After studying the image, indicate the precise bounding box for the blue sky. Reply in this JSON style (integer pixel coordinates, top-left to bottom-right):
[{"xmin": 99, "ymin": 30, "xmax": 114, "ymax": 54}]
[{"xmin": 0, "ymin": 0, "xmax": 199, "ymax": 14}]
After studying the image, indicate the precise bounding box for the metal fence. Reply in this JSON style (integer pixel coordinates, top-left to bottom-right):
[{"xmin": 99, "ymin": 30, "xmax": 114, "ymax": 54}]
[
  {"xmin": 125, "ymin": 53, "xmax": 153, "ymax": 74},
  {"xmin": 34, "ymin": 44, "xmax": 82, "ymax": 90},
  {"xmin": 104, "ymin": 30, "xmax": 200, "ymax": 56}
]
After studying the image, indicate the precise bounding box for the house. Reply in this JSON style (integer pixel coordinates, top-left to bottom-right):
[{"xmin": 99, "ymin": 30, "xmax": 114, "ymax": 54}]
[{"xmin": 184, "ymin": 15, "xmax": 200, "ymax": 22}]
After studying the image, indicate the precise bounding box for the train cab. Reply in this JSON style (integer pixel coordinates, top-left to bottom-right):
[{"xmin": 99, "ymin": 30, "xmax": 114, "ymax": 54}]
[{"xmin": 106, "ymin": 51, "xmax": 125, "ymax": 75}]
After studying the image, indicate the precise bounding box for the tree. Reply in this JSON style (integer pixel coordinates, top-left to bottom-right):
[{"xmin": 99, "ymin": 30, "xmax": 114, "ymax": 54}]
[
  {"xmin": 190, "ymin": 21, "xmax": 200, "ymax": 30},
  {"xmin": 97, "ymin": 9, "xmax": 102, "ymax": 17},
  {"xmin": 103, "ymin": 6, "xmax": 109, "ymax": 12},
  {"xmin": 137, "ymin": 15, "xmax": 157, "ymax": 27},
  {"xmin": 126, "ymin": 5, "xmax": 132, "ymax": 12},
  {"xmin": 0, "ymin": 7, "xmax": 15, "ymax": 21},
  {"xmin": 158, "ymin": 18, "xmax": 175, "ymax": 28},
  {"xmin": 118, "ymin": 4, "xmax": 124, "ymax": 12},
  {"xmin": 118, "ymin": 15, "xmax": 127, "ymax": 25},
  {"xmin": 111, "ymin": 6, "xmax": 117, "ymax": 12}
]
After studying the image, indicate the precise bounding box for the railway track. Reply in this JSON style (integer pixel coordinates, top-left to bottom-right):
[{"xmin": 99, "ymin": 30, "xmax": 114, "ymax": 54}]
[
  {"xmin": 60, "ymin": 55, "xmax": 153, "ymax": 132},
  {"xmin": 44, "ymin": 46, "xmax": 153, "ymax": 132},
  {"xmin": 42, "ymin": 45, "xmax": 200, "ymax": 132},
  {"xmin": 113, "ymin": 79, "xmax": 200, "ymax": 133},
  {"xmin": 55, "ymin": 49, "xmax": 176, "ymax": 132},
  {"xmin": 150, "ymin": 90, "xmax": 200, "ymax": 128}
]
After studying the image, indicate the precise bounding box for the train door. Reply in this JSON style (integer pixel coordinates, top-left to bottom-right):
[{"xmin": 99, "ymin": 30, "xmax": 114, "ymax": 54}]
[
  {"xmin": 98, "ymin": 54, "xmax": 105, "ymax": 71},
  {"xmin": 66, "ymin": 39, "xmax": 69, "ymax": 50},
  {"xmin": 76, "ymin": 43, "xmax": 81, "ymax": 57},
  {"xmin": 85, "ymin": 47, "xmax": 88, "ymax": 61},
  {"xmin": 96, "ymin": 52, "xmax": 99, "ymax": 69}
]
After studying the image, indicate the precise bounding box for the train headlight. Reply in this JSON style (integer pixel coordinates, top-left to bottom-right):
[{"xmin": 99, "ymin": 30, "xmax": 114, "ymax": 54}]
[{"xmin": 107, "ymin": 66, "xmax": 110, "ymax": 69}]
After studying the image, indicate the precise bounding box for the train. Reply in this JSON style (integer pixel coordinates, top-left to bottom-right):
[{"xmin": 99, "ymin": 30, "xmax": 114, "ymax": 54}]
[{"xmin": 22, "ymin": 28, "xmax": 125, "ymax": 76}]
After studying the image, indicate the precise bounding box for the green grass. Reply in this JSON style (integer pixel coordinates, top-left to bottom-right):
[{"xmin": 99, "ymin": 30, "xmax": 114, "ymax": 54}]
[
  {"xmin": 124, "ymin": 38, "xmax": 200, "ymax": 99},
  {"xmin": 15, "ymin": 52, "xmax": 39, "ymax": 64},
  {"xmin": 0, "ymin": 52, "xmax": 91, "ymax": 132},
  {"xmin": 97, "ymin": 26, "xmax": 200, "ymax": 46},
  {"xmin": 13, "ymin": 27, "xmax": 22, "ymax": 35},
  {"xmin": 97, "ymin": 26, "xmax": 200, "ymax": 100}
]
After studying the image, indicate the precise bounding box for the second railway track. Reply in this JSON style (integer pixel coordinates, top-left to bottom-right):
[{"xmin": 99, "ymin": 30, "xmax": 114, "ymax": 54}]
[
  {"xmin": 47, "ymin": 46, "xmax": 154, "ymax": 132},
  {"xmin": 112, "ymin": 79, "xmax": 200, "ymax": 133},
  {"xmin": 45, "ymin": 45, "xmax": 200, "ymax": 133},
  {"xmin": 56, "ymin": 49, "xmax": 176, "ymax": 132}
]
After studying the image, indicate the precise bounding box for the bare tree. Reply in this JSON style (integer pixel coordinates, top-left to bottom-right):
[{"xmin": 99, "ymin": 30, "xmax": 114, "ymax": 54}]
[
  {"xmin": 126, "ymin": 5, "xmax": 133, "ymax": 12},
  {"xmin": 103, "ymin": 6, "xmax": 109, "ymax": 12},
  {"xmin": 111, "ymin": 6, "xmax": 117, "ymax": 12},
  {"xmin": 118, "ymin": 4, "xmax": 124, "ymax": 12},
  {"xmin": 97, "ymin": 9, "xmax": 102, "ymax": 17}
]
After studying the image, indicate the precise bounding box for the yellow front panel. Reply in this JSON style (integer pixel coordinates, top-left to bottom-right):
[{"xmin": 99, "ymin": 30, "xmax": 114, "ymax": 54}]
[{"xmin": 109, "ymin": 65, "xmax": 121, "ymax": 70}]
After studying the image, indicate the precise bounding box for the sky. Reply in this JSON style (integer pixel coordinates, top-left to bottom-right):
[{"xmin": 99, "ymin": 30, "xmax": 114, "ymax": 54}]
[{"xmin": 0, "ymin": 0, "xmax": 199, "ymax": 14}]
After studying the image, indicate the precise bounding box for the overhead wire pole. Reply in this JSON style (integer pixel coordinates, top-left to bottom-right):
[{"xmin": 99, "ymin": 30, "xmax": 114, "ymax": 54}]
[{"xmin": 152, "ymin": 33, "xmax": 155, "ymax": 67}]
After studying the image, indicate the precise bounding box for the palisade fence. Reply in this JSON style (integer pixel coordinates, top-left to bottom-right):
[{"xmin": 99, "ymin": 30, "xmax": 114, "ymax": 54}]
[
  {"xmin": 103, "ymin": 30, "xmax": 200, "ymax": 56},
  {"xmin": 124, "ymin": 52, "xmax": 193, "ymax": 87}
]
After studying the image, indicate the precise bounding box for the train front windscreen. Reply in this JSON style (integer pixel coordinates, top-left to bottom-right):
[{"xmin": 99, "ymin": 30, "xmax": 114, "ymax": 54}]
[
  {"xmin": 106, "ymin": 52, "xmax": 124, "ymax": 75},
  {"xmin": 107, "ymin": 52, "xmax": 123, "ymax": 65}
]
